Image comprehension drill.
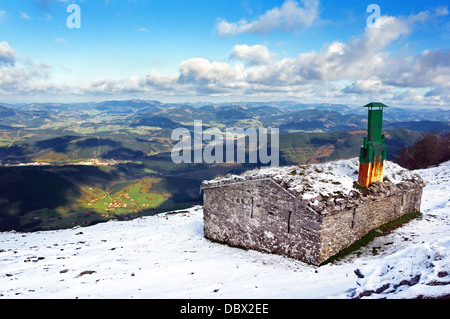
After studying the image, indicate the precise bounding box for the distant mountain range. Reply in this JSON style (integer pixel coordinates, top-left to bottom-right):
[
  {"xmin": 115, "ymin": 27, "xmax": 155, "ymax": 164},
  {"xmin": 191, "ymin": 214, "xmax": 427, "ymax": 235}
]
[
  {"xmin": 0, "ymin": 100, "xmax": 448, "ymax": 164},
  {"xmin": 2, "ymin": 99, "xmax": 449, "ymax": 129}
]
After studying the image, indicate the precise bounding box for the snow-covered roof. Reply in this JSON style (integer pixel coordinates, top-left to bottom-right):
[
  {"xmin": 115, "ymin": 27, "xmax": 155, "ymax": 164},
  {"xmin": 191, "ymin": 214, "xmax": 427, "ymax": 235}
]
[{"xmin": 202, "ymin": 158, "xmax": 425, "ymax": 213}]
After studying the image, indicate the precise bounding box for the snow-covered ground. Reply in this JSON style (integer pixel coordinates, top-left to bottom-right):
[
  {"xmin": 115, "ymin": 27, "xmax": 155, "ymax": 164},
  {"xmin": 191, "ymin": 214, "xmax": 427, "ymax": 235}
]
[{"xmin": 1, "ymin": 161, "xmax": 449, "ymax": 299}]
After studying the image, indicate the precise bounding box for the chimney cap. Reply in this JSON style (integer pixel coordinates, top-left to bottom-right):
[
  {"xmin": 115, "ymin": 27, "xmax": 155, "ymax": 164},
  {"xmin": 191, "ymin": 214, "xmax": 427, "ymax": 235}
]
[{"xmin": 363, "ymin": 102, "xmax": 389, "ymax": 109}]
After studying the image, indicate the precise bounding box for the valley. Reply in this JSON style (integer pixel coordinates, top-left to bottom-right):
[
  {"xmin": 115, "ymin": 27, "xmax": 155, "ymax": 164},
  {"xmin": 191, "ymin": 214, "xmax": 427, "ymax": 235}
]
[{"xmin": 0, "ymin": 100, "xmax": 448, "ymax": 232}]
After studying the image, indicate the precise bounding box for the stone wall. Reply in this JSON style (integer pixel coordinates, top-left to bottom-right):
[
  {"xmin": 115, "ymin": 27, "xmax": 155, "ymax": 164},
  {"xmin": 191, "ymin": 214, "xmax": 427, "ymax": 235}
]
[
  {"xmin": 203, "ymin": 179, "xmax": 322, "ymax": 265},
  {"xmin": 318, "ymin": 183, "xmax": 424, "ymax": 264},
  {"xmin": 203, "ymin": 177, "xmax": 424, "ymax": 266}
]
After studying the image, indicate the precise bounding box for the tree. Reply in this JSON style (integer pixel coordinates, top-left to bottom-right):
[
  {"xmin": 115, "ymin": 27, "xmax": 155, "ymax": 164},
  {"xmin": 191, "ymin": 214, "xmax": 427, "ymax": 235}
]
[{"xmin": 395, "ymin": 133, "xmax": 450, "ymax": 170}]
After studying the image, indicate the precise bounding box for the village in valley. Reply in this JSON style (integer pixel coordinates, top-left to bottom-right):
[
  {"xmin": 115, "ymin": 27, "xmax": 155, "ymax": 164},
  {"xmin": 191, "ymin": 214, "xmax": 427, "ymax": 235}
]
[{"xmin": 0, "ymin": 158, "xmax": 123, "ymax": 167}]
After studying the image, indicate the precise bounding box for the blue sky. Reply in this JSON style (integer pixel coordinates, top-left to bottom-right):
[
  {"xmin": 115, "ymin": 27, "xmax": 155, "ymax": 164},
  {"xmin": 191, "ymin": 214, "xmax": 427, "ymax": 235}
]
[{"xmin": 0, "ymin": 0, "xmax": 449, "ymax": 107}]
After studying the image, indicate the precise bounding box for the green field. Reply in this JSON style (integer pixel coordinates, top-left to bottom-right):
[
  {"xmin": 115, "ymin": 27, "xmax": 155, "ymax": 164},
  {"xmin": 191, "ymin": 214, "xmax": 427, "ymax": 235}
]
[{"xmin": 0, "ymin": 165, "xmax": 201, "ymax": 232}]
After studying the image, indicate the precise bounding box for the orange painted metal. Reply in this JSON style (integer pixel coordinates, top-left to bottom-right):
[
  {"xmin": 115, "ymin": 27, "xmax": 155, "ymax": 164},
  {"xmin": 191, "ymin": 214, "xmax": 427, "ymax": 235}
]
[{"xmin": 358, "ymin": 160, "xmax": 385, "ymax": 187}]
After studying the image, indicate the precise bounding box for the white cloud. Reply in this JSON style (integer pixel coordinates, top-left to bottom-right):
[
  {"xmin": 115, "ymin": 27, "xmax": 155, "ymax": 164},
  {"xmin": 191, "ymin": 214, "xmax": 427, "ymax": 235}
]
[
  {"xmin": 84, "ymin": 70, "xmax": 179, "ymax": 96},
  {"xmin": 0, "ymin": 41, "xmax": 17, "ymax": 66},
  {"xmin": 54, "ymin": 38, "xmax": 66, "ymax": 44},
  {"xmin": 0, "ymin": 10, "xmax": 6, "ymax": 23},
  {"xmin": 218, "ymin": 15, "xmax": 411, "ymax": 91},
  {"xmin": 20, "ymin": 12, "xmax": 32, "ymax": 20},
  {"xmin": 216, "ymin": 0, "xmax": 320, "ymax": 37},
  {"xmin": 342, "ymin": 77, "xmax": 392, "ymax": 95},
  {"xmin": 0, "ymin": 62, "xmax": 52, "ymax": 94},
  {"xmin": 178, "ymin": 58, "xmax": 245, "ymax": 87},
  {"xmin": 0, "ymin": 41, "xmax": 61, "ymax": 97},
  {"xmin": 385, "ymin": 49, "xmax": 450, "ymax": 88},
  {"xmin": 435, "ymin": 6, "xmax": 449, "ymax": 16},
  {"xmin": 144, "ymin": 70, "xmax": 178, "ymax": 89},
  {"xmin": 224, "ymin": 10, "xmax": 449, "ymax": 105},
  {"xmin": 229, "ymin": 44, "xmax": 274, "ymax": 66}
]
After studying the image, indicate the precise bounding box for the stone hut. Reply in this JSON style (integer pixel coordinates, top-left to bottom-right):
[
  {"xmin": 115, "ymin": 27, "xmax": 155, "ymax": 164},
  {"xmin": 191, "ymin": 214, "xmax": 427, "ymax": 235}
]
[{"xmin": 201, "ymin": 159, "xmax": 425, "ymax": 266}]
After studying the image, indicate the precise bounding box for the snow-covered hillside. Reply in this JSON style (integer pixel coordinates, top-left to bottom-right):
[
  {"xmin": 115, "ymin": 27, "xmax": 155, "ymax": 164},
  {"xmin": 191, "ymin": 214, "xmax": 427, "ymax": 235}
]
[{"xmin": 1, "ymin": 161, "xmax": 449, "ymax": 299}]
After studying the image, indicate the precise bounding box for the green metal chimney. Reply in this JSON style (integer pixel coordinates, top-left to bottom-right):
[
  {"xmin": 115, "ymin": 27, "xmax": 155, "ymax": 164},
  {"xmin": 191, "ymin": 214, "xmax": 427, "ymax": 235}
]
[{"xmin": 358, "ymin": 102, "xmax": 388, "ymax": 187}]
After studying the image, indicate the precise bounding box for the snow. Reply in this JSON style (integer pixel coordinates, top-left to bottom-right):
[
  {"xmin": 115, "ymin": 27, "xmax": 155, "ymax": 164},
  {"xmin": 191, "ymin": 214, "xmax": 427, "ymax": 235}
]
[
  {"xmin": 202, "ymin": 158, "xmax": 420, "ymax": 200},
  {"xmin": 1, "ymin": 161, "xmax": 449, "ymax": 299}
]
